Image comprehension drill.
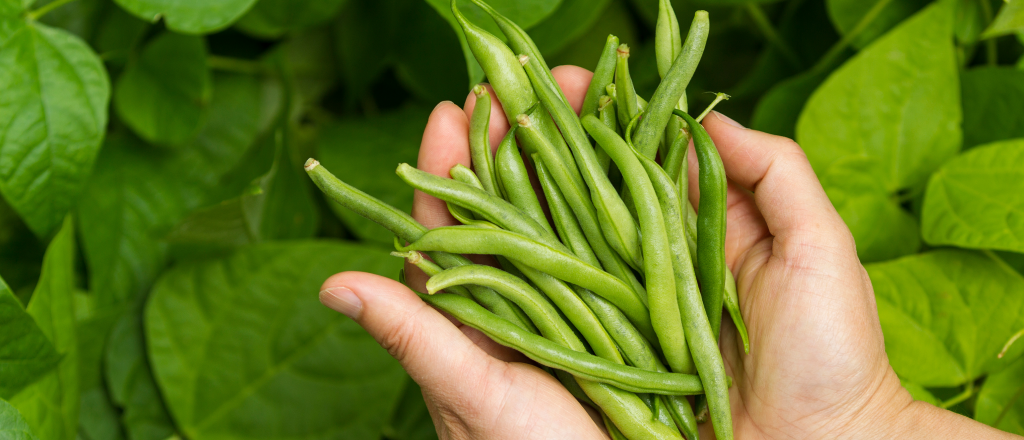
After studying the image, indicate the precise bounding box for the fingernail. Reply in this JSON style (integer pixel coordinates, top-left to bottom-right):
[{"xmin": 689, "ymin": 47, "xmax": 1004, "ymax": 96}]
[
  {"xmin": 320, "ymin": 287, "xmax": 362, "ymax": 319},
  {"xmin": 713, "ymin": 111, "xmax": 744, "ymax": 129},
  {"xmin": 433, "ymin": 100, "xmax": 453, "ymax": 111}
]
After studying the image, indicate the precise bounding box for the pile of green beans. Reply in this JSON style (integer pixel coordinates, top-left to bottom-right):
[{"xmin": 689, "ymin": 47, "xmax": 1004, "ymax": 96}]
[{"xmin": 304, "ymin": 1, "xmax": 749, "ymax": 438}]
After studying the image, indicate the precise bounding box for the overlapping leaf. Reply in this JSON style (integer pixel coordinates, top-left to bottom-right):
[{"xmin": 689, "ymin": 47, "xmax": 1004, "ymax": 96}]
[
  {"xmin": 146, "ymin": 241, "xmax": 405, "ymax": 440},
  {"xmin": 0, "ymin": 398, "xmax": 38, "ymax": 440},
  {"xmin": 976, "ymin": 357, "xmax": 1024, "ymax": 434},
  {"xmin": 0, "ymin": 16, "xmax": 109, "ymax": 237},
  {"xmin": 961, "ymin": 67, "xmax": 1024, "ymax": 149},
  {"xmin": 236, "ymin": 0, "xmax": 348, "ymax": 38},
  {"xmin": 826, "ymin": 0, "xmax": 931, "ymax": 49},
  {"xmin": 921, "ymin": 140, "xmax": 1024, "ymax": 253},
  {"xmin": 0, "ymin": 277, "xmax": 61, "ymax": 399},
  {"xmin": 113, "ymin": 0, "xmax": 257, "ymax": 34},
  {"xmin": 868, "ymin": 249, "xmax": 1024, "ymax": 387},
  {"xmin": 981, "ymin": 0, "xmax": 1024, "ymax": 38}
]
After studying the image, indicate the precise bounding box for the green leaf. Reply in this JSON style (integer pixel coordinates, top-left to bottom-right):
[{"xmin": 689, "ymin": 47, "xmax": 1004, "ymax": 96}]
[
  {"xmin": 546, "ymin": 0, "xmax": 638, "ymax": 75},
  {"xmin": 921, "ymin": 139, "xmax": 1024, "ymax": 253},
  {"xmin": 72, "ymin": 292, "xmax": 124, "ymax": 440},
  {"xmin": 315, "ymin": 107, "xmax": 429, "ymax": 245},
  {"xmin": 79, "ymin": 73, "xmax": 268, "ymax": 309},
  {"xmin": 236, "ymin": 0, "xmax": 348, "ymax": 39},
  {"xmin": 899, "ymin": 378, "xmax": 939, "ymax": 406},
  {"xmin": 392, "ymin": 0, "xmax": 471, "ymax": 104},
  {"xmin": 382, "ymin": 378, "xmax": 437, "ymax": 440},
  {"xmin": 825, "ymin": 0, "xmax": 931, "ymax": 49},
  {"xmin": 0, "ymin": 398, "xmax": 38, "ymax": 440},
  {"xmin": 34, "ymin": 0, "xmax": 105, "ymax": 41},
  {"xmin": 91, "ymin": 7, "xmax": 150, "ymax": 68},
  {"xmin": 982, "ymin": 0, "xmax": 1024, "ymax": 38},
  {"xmin": 0, "ymin": 19, "xmax": 110, "ymax": 237},
  {"xmin": 953, "ymin": 0, "xmax": 986, "ymax": 43},
  {"xmin": 114, "ymin": 32, "xmax": 212, "ymax": 147},
  {"xmin": 9, "ymin": 217, "xmax": 79, "ymax": 440},
  {"xmin": 113, "ymin": 0, "xmax": 258, "ymax": 34},
  {"xmin": 750, "ymin": 68, "xmax": 833, "ymax": 139},
  {"xmin": 423, "ymin": 0, "xmax": 562, "ymax": 86},
  {"xmin": 820, "ymin": 157, "xmax": 920, "ymax": 263},
  {"xmin": 868, "ymin": 249, "xmax": 1024, "ymax": 387},
  {"xmin": 798, "ymin": 1, "xmax": 961, "ymax": 193},
  {"xmin": 0, "ymin": 276, "xmax": 61, "ymax": 399},
  {"xmin": 976, "ymin": 356, "xmax": 1024, "ymax": 434},
  {"xmin": 105, "ymin": 310, "xmax": 175, "ymax": 440},
  {"xmin": 145, "ymin": 241, "xmax": 406, "ymax": 440},
  {"xmin": 961, "ymin": 67, "xmax": 1024, "ymax": 150},
  {"xmin": 528, "ymin": 0, "xmax": 611, "ymax": 56}
]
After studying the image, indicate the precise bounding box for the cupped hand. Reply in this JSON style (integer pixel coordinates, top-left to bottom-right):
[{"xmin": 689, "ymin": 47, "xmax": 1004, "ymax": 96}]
[{"xmin": 318, "ymin": 66, "xmax": 996, "ymax": 440}]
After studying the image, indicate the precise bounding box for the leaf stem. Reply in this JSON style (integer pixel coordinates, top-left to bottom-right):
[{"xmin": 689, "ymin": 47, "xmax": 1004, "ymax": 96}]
[
  {"xmin": 27, "ymin": 0, "xmax": 78, "ymax": 20},
  {"xmin": 978, "ymin": 0, "xmax": 998, "ymax": 66},
  {"xmin": 939, "ymin": 382, "xmax": 972, "ymax": 409},
  {"xmin": 207, "ymin": 55, "xmax": 266, "ymax": 75},
  {"xmin": 998, "ymin": 328, "xmax": 1024, "ymax": 359},
  {"xmin": 811, "ymin": 0, "xmax": 896, "ymax": 75},
  {"xmin": 695, "ymin": 93, "xmax": 731, "ymax": 123},
  {"xmin": 745, "ymin": 4, "xmax": 803, "ymax": 70}
]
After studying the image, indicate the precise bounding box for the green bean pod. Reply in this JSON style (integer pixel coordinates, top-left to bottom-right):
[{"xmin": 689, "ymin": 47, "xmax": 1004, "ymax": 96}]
[
  {"xmin": 582, "ymin": 115, "xmax": 693, "ymax": 375},
  {"xmin": 517, "ymin": 111, "xmax": 648, "ymax": 297},
  {"xmin": 469, "ymin": 85, "xmax": 499, "ymax": 196},
  {"xmin": 535, "ymin": 159, "xmax": 599, "ymax": 266},
  {"xmin": 398, "ymin": 226, "xmax": 656, "ymax": 342},
  {"xmin": 634, "ymin": 11, "xmax": 709, "ymax": 159},
  {"xmin": 615, "ymin": 44, "xmax": 641, "ymax": 134},
  {"xmin": 391, "ymin": 251, "xmax": 472, "ymax": 299},
  {"xmin": 724, "ymin": 269, "xmax": 750, "ymax": 354},
  {"xmin": 418, "ymin": 293, "xmax": 704, "ymax": 394},
  {"xmin": 582, "ymin": 34, "xmax": 620, "ymax": 119},
  {"xmin": 305, "ymin": 159, "xmax": 537, "ymax": 333},
  {"xmin": 493, "ymin": 127, "xmax": 555, "ymax": 236},
  {"xmin": 596, "ymin": 96, "xmax": 617, "ymax": 174},
  {"xmin": 656, "ymin": 0, "xmax": 688, "ymax": 160}
]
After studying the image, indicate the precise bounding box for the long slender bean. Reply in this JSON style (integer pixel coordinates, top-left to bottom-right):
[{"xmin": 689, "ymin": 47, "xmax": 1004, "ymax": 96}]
[
  {"xmin": 634, "ymin": 12, "xmax": 709, "ymax": 159},
  {"xmin": 469, "ymin": 85, "xmax": 499, "ymax": 196},
  {"xmin": 392, "ymin": 251, "xmax": 472, "ymax": 299},
  {"xmin": 582, "ymin": 114, "xmax": 693, "ymax": 375},
  {"xmin": 724, "ymin": 269, "xmax": 750, "ymax": 353},
  {"xmin": 582, "ymin": 35, "xmax": 620, "ymax": 119},
  {"xmin": 493, "ymin": 127, "xmax": 555, "ymax": 236},
  {"xmin": 615, "ymin": 44, "xmax": 640, "ymax": 134},
  {"xmin": 420, "ymin": 292, "xmax": 704, "ymax": 396}
]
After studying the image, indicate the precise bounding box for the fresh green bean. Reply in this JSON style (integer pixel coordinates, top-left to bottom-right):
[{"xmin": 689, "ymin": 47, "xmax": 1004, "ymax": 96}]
[
  {"xmin": 582, "ymin": 34, "xmax": 620, "ymax": 119},
  {"xmin": 663, "ymin": 126, "xmax": 691, "ymax": 183},
  {"xmin": 673, "ymin": 110, "xmax": 733, "ymax": 440},
  {"xmin": 604, "ymin": 412, "xmax": 630, "ymax": 440},
  {"xmin": 398, "ymin": 163, "xmax": 562, "ymax": 246},
  {"xmin": 470, "ymin": 85, "xmax": 499, "ymax": 196},
  {"xmin": 419, "ymin": 293, "xmax": 705, "ymax": 396},
  {"xmin": 397, "ymin": 226, "xmax": 655, "ymax": 341},
  {"xmin": 582, "ymin": 114, "xmax": 693, "ymax": 375},
  {"xmin": 535, "ymin": 158, "xmax": 599, "ymax": 266},
  {"xmin": 634, "ymin": 12, "xmax": 709, "ymax": 159},
  {"xmin": 450, "ymin": 164, "xmax": 484, "ymax": 189},
  {"xmin": 656, "ymin": 0, "xmax": 688, "ymax": 160},
  {"xmin": 516, "ymin": 110, "xmax": 648, "ymax": 297},
  {"xmin": 674, "ymin": 110, "xmax": 726, "ymax": 340},
  {"xmin": 305, "ymin": 159, "xmax": 537, "ymax": 333},
  {"xmin": 615, "ymin": 44, "xmax": 640, "ymax": 134},
  {"xmin": 596, "ymin": 96, "xmax": 617, "ymax": 174},
  {"xmin": 493, "ymin": 127, "xmax": 555, "ymax": 236},
  {"xmin": 724, "ymin": 269, "xmax": 750, "ymax": 354}
]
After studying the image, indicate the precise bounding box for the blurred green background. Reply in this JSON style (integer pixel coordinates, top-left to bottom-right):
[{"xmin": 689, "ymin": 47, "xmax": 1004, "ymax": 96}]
[{"xmin": 1, "ymin": 0, "xmax": 1024, "ymax": 438}]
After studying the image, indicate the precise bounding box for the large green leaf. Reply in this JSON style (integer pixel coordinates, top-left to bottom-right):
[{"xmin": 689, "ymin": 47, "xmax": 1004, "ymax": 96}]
[
  {"xmin": 820, "ymin": 157, "xmax": 920, "ymax": 263},
  {"xmin": 423, "ymin": 0, "xmax": 562, "ymax": 86},
  {"xmin": 73, "ymin": 290, "xmax": 125, "ymax": 440},
  {"xmin": 105, "ymin": 310, "xmax": 175, "ymax": 440},
  {"xmin": 113, "ymin": 0, "xmax": 257, "ymax": 34},
  {"xmin": 0, "ymin": 398, "xmax": 38, "ymax": 440},
  {"xmin": 868, "ymin": 249, "xmax": 1024, "ymax": 387},
  {"xmin": 976, "ymin": 356, "xmax": 1024, "ymax": 434},
  {"xmin": 961, "ymin": 67, "xmax": 1024, "ymax": 150},
  {"xmin": 798, "ymin": 1, "xmax": 960, "ymax": 192},
  {"xmin": 9, "ymin": 218, "xmax": 78, "ymax": 440},
  {"xmin": 146, "ymin": 241, "xmax": 406, "ymax": 440},
  {"xmin": 315, "ymin": 107, "xmax": 428, "ymax": 245},
  {"xmin": 750, "ymin": 68, "xmax": 833, "ymax": 139},
  {"xmin": 921, "ymin": 139, "xmax": 1024, "ymax": 253},
  {"xmin": 114, "ymin": 32, "xmax": 212, "ymax": 147},
  {"xmin": 79, "ymin": 73, "xmax": 269, "ymax": 309},
  {"xmin": 981, "ymin": 0, "xmax": 1024, "ymax": 38},
  {"xmin": 528, "ymin": 0, "xmax": 611, "ymax": 56},
  {"xmin": 826, "ymin": 0, "xmax": 931, "ymax": 49},
  {"xmin": 382, "ymin": 378, "xmax": 437, "ymax": 440},
  {"xmin": 236, "ymin": 0, "xmax": 347, "ymax": 38},
  {"xmin": 0, "ymin": 18, "xmax": 109, "ymax": 237},
  {"xmin": 0, "ymin": 276, "xmax": 61, "ymax": 399}
]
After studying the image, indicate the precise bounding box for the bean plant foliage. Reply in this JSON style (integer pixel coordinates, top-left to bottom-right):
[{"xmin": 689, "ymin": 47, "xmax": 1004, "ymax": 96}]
[{"xmin": 0, "ymin": 0, "xmax": 1022, "ymax": 438}]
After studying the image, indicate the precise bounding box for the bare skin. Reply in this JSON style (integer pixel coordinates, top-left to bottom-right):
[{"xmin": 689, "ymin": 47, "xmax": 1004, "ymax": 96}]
[{"xmin": 319, "ymin": 66, "xmax": 1019, "ymax": 440}]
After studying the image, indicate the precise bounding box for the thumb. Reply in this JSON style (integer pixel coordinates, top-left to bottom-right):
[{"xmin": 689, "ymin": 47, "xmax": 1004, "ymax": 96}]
[{"xmin": 319, "ymin": 271, "xmax": 504, "ymax": 392}]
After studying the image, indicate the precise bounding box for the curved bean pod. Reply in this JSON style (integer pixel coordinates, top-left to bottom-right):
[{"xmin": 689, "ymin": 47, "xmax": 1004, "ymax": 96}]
[
  {"xmin": 420, "ymin": 292, "xmax": 704, "ymax": 396},
  {"xmin": 469, "ymin": 85, "xmax": 499, "ymax": 196},
  {"xmin": 634, "ymin": 11, "xmax": 709, "ymax": 159},
  {"xmin": 724, "ymin": 269, "xmax": 750, "ymax": 354},
  {"xmin": 615, "ymin": 44, "xmax": 641, "ymax": 134},
  {"xmin": 494, "ymin": 128, "xmax": 555, "ymax": 236},
  {"xmin": 582, "ymin": 35, "xmax": 620, "ymax": 119}
]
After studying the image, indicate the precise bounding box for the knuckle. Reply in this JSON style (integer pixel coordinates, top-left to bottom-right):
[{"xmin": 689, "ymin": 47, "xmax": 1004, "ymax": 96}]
[{"xmin": 376, "ymin": 314, "xmax": 421, "ymax": 362}]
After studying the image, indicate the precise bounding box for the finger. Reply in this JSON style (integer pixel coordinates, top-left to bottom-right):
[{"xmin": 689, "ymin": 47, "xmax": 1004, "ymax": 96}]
[
  {"xmin": 551, "ymin": 65, "xmax": 594, "ymax": 114},
  {"xmin": 413, "ymin": 101, "xmax": 470, "ymax": 230},
  {"xmin": 320, "ymin": 272, "xmax": 526, "ymax": 386},
  {"xmin": 462, "ymin": 83, "xmax": 511, "ymax": 154},
  {"xmin": 698, "ymin": 112, "xmax": 853, "ymax": 253}
]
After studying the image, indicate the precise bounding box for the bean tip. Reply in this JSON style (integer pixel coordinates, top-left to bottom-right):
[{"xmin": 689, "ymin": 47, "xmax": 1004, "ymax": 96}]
[
  {"xmin": 515, "ymin": 113, "xmax": 531, "ymax": 128},
  {"xmin": 517, "ymin": 54, "xmax": 529, "ymax": 66},
  {"xmin": 598, "ymin": 95, "xmax": 613, "ymax": 111},
  {"xmin": 303, "ymin": 158, "xmax": 319, "ymax": 171},
  {"xmin": 472, "ymin": 84, "xmax": 486, "ymax": 97},
  {"xmin": 617, "ymin": 44, "xmax": 629, "ymax": 56}
]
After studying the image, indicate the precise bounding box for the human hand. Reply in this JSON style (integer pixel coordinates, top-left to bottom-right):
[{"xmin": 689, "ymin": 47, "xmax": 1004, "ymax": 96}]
[{"xmin": 319, "ymin": 65, "xmax": 1015, "ymax": 440}]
